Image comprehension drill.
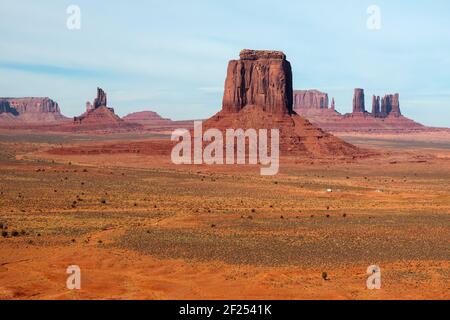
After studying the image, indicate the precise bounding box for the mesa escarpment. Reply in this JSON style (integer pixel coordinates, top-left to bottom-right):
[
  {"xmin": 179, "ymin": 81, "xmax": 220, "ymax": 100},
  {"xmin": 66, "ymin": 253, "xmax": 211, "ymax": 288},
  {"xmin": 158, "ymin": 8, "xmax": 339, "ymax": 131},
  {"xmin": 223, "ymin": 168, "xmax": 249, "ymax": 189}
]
[
  {"xmin": 293, "ymin": 88, "xmax": 427, "ymax": 132},
  {"xmin": 0, "ymin": 97, "xmax": 68, "ymax": 124},
  {"xmin": 204, "ymin": 49, "xmax": 363, "ymax": 158}
]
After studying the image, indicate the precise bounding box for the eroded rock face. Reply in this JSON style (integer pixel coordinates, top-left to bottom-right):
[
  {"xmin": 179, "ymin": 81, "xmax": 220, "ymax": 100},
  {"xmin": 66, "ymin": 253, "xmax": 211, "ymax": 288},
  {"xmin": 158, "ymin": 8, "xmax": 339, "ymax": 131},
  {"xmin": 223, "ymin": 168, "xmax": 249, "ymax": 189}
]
[
  {"xmin": 293, "ymin": 90, "xmax": 329, "ymax": 110},
  {"xmin": 352, "ymin": 88, "xmax": 365, "ymax": 113},
  {"xmin": 222, "ymin": 49, "xmax": 293, "ymax": 114},
  {"xmin": 93, "ymin": 87, "xmax": 107, "ymax": 109},
  {"xmin": 331, "ymin": 98, "xmax": 335, "ymax": 111}
]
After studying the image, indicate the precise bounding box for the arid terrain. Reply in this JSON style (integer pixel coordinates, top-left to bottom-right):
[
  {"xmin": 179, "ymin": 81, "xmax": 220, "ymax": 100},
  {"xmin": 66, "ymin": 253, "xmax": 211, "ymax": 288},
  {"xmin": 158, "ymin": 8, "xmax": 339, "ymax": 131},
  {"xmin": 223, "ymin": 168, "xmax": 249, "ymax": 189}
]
[{"xmin": 0, "ymin": 129, "xmax": 449, "ymax": 300}]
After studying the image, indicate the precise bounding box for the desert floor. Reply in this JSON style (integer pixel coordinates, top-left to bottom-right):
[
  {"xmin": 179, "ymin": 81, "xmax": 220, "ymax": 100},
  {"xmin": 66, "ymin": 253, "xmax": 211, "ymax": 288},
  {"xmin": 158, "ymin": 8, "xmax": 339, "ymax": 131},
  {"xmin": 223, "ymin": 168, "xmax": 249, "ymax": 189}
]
[{"xmin": 0, "ymin": 130, "xmax": 449, "ymax": 300}]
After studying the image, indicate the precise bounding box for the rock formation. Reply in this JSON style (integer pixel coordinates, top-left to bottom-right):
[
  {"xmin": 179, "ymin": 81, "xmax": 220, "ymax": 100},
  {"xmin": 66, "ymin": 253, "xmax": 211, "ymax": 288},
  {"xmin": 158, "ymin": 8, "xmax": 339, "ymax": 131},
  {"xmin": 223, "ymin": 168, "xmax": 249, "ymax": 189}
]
[
  {"xmin": 293, "ymin": 90, "xmax": 329, "ymax": 110},
  {"xmin": 352, "ymin": 88, "xmax": 365, "ymax": 113},
  {"xmin": 379, "ymin": 93, "xmax": 402, "ymax": 118},
  {"xmin": 93, "ymin": 87, "xmax": 107, "ymax": 109},
  {"xmin": 288, "ymin": 88, "xmax": 425, "ymax": 132},
  {"xmin": 385, "ymin": 93, "xmax": 401, "ymax": 117},
  {"xmin": 222, "ymin": 49, "xmax": 293, "ymax": 114},
  {"xmin": 73, "ymin": 88, "xmax": 137, "ymax": 131},
  {"xmin": 203, "ymin": 49, "xmax": 364, "ymax": 158},
  {"xmin": 372, "ymin": 95, "xmax": 380, "ymax": 117}
]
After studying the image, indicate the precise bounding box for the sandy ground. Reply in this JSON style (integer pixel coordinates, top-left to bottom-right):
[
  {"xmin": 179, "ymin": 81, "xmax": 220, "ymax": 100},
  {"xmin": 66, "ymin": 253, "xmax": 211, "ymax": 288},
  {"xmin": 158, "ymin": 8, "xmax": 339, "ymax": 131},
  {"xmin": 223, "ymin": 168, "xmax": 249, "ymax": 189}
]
[{"xmin": 0, "ymin": 131, "xmax": 449, "ymax": 300}]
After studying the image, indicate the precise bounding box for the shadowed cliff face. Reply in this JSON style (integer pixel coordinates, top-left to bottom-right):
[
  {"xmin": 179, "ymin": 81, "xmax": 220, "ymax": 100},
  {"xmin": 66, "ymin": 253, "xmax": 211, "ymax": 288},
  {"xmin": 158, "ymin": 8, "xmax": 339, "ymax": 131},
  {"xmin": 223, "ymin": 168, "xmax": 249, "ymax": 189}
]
[
  {"xmin": 222, "ymin": 49, "xmax": 293, "ymax": 115},
  {"xmin": 0, "ymin": 99, "xmax": 18, "ymax": 116}
]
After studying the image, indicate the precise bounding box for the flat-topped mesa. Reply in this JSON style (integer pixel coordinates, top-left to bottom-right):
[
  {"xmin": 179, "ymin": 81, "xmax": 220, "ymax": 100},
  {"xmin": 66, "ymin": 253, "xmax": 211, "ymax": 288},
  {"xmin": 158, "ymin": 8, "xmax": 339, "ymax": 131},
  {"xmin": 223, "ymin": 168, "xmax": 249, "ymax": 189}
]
[
  {"xmin": 222, "ymin": 49, "xmax": 293, "ymax": 114},
  {"xmin": 93, "ymin": 87, "xmax": 107, "ymax": 109},
  {"xmin": 352, "ymin": 88, "xmax": 365, "ymax": 113},
  {"xmin": 293, "ymin": 90, "xmax": 329, "ymax": 110}
]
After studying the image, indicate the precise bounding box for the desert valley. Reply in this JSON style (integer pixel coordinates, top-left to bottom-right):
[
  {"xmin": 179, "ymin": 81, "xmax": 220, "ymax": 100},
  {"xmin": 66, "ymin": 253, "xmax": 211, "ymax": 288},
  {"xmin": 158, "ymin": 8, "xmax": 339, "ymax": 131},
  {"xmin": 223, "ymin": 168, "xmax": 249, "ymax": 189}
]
[{"xmin": 0, "ymin": 49, "xmax": 449, "ymax": 300}]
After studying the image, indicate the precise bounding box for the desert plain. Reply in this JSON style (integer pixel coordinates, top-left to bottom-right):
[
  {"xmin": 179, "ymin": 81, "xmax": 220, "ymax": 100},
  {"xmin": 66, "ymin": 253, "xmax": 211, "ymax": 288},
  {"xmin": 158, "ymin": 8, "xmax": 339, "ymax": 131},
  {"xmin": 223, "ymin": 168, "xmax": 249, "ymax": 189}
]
[{"xmin": 0, "ymin": 128, "xmax": 449, "ymax": 300}]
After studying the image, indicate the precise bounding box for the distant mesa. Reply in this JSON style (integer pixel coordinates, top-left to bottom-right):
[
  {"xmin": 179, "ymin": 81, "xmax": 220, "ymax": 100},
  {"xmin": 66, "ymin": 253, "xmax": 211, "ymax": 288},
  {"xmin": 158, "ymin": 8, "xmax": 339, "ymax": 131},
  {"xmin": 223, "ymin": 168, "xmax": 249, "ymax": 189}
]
[
  {"xmin": 204, "ymin": 49, "xmax": 364, "ymax": 158},
  {"xmin": 293, "ymin": 88, "xmax": 426, "ymax": 132},
  {"xmin": 294, "ymin": 89, "xmax": 329, "ymax": 110},
  {"xmin": 123, "ymin": 111, "xmax": 171, "ymax": 126},
  {"xmin": 0, "ymin": 97, "xmax": 68, "ymax": 124}
]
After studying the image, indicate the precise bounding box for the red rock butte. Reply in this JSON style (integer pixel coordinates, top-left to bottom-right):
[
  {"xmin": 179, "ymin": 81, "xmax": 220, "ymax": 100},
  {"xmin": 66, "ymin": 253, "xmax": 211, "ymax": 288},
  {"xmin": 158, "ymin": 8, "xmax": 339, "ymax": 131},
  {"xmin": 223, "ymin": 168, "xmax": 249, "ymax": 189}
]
[
  {"xmin": 204, "ymin": 49, "xmax": 365, "ymax": 158},
  {"xmin": 222, "ymin": 49, "xmax": 293, "ymax": 115}
]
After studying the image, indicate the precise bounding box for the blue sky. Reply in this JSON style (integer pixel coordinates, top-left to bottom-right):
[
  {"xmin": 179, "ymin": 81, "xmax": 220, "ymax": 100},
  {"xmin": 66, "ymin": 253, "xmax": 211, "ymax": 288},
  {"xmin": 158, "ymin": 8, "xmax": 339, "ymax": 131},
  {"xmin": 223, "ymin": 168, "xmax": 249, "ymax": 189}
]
[{"xmin": 0, "ymin": 0, "xmax": 449, "ymax": 127}]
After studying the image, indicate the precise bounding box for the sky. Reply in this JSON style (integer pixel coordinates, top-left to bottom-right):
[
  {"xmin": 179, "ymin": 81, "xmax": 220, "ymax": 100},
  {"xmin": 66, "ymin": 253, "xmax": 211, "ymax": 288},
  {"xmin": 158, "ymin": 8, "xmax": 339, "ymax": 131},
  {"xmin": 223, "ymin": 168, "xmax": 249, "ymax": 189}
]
[{"xmin": 0, "ymin": 0, "xmax": 449, "ymax": 127}]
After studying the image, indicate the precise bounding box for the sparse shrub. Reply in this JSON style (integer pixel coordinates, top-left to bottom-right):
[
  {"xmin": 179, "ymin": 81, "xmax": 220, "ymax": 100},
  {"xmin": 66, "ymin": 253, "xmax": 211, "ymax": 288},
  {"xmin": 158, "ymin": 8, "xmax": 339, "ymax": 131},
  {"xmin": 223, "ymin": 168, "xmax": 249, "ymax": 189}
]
[
  {"xmin": 0, "ymin": 223, "xmax": 3, "ymax": 229},
  {"xmin": 1, "ymin": 231, "xmax": 7, "ymax": 237},
  {"xmin": 322, "ymin": 272, "xmax": 328, "ymax": 280},
  {"xmin": 211, "ymin": 224, "xmax": 216, "ymax": 228},
  {"xmin": 101, "ymin": 199, "xmax": 106, "ymax": 204},
  {"xmin": 11, "ymin": 230, "xmax": 19, "ymax": 237},
  {"xmin": 20, "ymin": 230, "xmax": 26, "ymax": 235},
  {"xmin": 343, "ymin": 214, "xmax": 347, "ymax": 218},
  {"xmin": 280, "ymin": 215, "xmax": 284, "ymax": 219},
  {"xmin": 326, "ymin": 214, "xmax": 330, "ymax": 218},
  {"xmin": 251, "ymin": 209, "xmax": 256, "ymax": 213}
]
